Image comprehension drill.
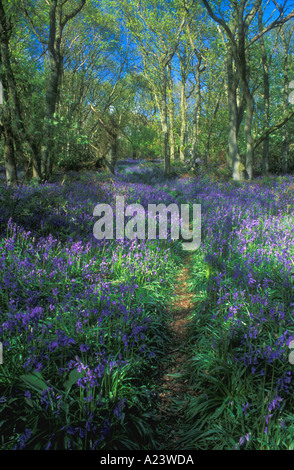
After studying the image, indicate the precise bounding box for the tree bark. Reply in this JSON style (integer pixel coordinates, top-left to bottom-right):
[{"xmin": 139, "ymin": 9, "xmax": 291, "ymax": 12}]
[
  {"xmin": 258, "ymin": 8, "xmax": 270, "ymax": 175},
  {"xmin": 179, "ymin": 78, "xmax": 187, "ymax": 162},
  {"xmin": 177, "ymin": 42, "xmax": 191, "ymax": 163},
  {"xmin": 205, "ymin": 82, "xmax": 224, "ymax": 164},
  {"xmin": 167, "ymin": 64, "xmax": 175, "ymax": 163},
  {"xmin": 280, "ymin": 26, "xmax": 294, "ymax": 173},
  {"xmin": 41, "ymin": 0, "xmax": 63, "ymax": 180},
  {"xmin": 191, "ymin": 56, "xmax": 202, "ymax": 162},
  {"xmin": 227, "ymin": 45, "xmax": 242, "ymax": 179},
  {"xmin": 0, "ymin": 76, "xmax": 18, "ymax": 185},
  {"xmin": 201, "ymin": 0, "xmax": 257, "ymax": 180},
  {"xmin": 41, "ymin": 0, "xmax": 86, "ymax": 181},
  {"xmin": 0, "ymin": 0, "xmax": 41, "ymax": 183},
  {"xmin": 3, "ymin": 123, "xmax": 18, "ymax": 185},
  {"xmin": 160, "ymin": 65, "xmax": 170, "ymax": 174},
  {"xmin": 104, "ymin": 134, "xmax": 118, "ymax": 174},
  {"xmin": 202, "ymin": 0, "xmax": 294, "ymax": 179},
  {"xmin": 237, "ymin": 13, "xmax": 255, "ymax": 180}
]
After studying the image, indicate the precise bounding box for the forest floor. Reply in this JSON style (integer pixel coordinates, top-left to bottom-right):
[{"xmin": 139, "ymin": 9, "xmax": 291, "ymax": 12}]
[{"xmin": 154, "ymin": 253, "xmax": 199, "ymax": 450}]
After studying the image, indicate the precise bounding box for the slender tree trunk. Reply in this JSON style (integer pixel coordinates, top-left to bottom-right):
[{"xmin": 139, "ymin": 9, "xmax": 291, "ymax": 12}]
[
  {"xmin": 261, "ymin": 65, "xmax": 270, "ymax": 175},
  {"xmin": 238, "ymin": 22, "xmax": 255, "ymax": 180},
  {"xmin": 179, "ymin": 78, "xmax": 187, "ymax": 162},
  {"xmin": 41, "ymin": 0, "xmax": 86, "ymax": 180},
  {"xmin": 150, "ymin": 69, "xmax": 170, "ymax": 173},
  {"xmin": 3, "ymin": 124, "xmax": 18, "ymax": 185},
  {"xmin": 104, "ymin": 134, "xmax": 117, "ymax": 174},
  {"xmin": 167, "ymin": 64, "xmax": 175, "ymax": 163},
  {"xmin": 243, "ymin": 91, "xmax": 254, "ymax": 179},
  {"xmin": 160, "ymin": 65, "xmax": 170, "ymax": 174},
  {"xmin": 262, "ymin": 134, "xmax": 270, "ymax": 175},
  {"xmin": 41, "ymin": 0, "xmax": 62, "ymax": 181},
  {"xmin": 258, "ymin": 8, "xmax": 270, "ymax": 175},
  {"xmin": 227, "ymin": 47, "xmax": 242, "ymax": 179},
  {"xmin": 0, "ymin": 76, "xmax": 18, "ymax": 185},
  {"xmin": 280, "ymin": 27, "xmax": 293, "ymax": 174},
  {"xmin": 205, "ymin": 86, "xmax": 223, "ymax": 164},
  {"xmin": 178, "ymin": 52, "xmax": 189, "ymax": 163},
  {"xmin": 32, "ymin": 156, "xmax": 41, "ymax": 180},
  {"xmin": 42, "ymin": 52, "xmax": 62, "ymax": 180},
  {"xmin": 191, "ymin": 57, "xmax": 202, "ymax": 162},
  {"xmin": 282, "ymin": 127, "xmax": 288, "ymax": 174}
]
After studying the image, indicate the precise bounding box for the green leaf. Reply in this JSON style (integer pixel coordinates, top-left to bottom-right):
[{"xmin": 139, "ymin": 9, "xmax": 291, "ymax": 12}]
[
  {"xmin": 24, "ymin": 397, "xmax": 34, "ymax": 408},
  {"xmin": 63, "ymin": 368, "xmax": 84, "ymax": 393},
  {"xmin": 20, "ymin": 372, "xmax": 48, "ymax": 393}
]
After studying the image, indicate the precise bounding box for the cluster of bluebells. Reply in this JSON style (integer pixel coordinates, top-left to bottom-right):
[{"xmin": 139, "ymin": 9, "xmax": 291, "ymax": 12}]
[
  {"xmin": 0, "ymin": 168, "xmax": 180, "ymax": 449},
  {"xmin": 135, "ymin": 169, "xmax": 292, "ymax": 429},
  {"xmin": 172, "ymin": 172, "xmax": 294, "ymax": 442},
  {"xmin": 2, "ymin": 162, "xmax": 294, "ymax": 448}
]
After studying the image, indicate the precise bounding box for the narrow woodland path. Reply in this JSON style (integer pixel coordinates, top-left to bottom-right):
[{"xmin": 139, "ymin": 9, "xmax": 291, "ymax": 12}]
[{"xmin": 155, "ymin": 253, "xmax": 198, "ymax": 450}]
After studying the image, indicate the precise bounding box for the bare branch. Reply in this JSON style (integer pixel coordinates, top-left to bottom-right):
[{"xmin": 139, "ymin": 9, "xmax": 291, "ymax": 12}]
[{"xmin": 248, "ymin": 9, "xmax": 294, "ymax": 47}]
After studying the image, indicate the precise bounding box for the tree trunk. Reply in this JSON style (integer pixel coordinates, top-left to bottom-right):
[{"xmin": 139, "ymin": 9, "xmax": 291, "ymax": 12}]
[
  {"xmin": 205, "ymin": 87, "xmax": 223, "ymax": 165},
  {"xmin": 179, "ymin": 75, "xmax": 187, "ymax": 162},
  {"xmin": 238, "ymin": 21, "xmax": 254, "ymax": 180},
  {"xmin": 262, "ymin": 134, "xmax": 269, "ymax": 175},
  {"xmin": 261, "ymin": 68, "xmax": 270, "ymax": 175},
  {"xmin": 41, "ymin": 0, "xmax": 86, "ymax": 181},
  {"xmin": 0, "ymin": 0, "xmax": 41, "ymax": 183},
  {"xmin": 280, "ymin": 27, "xmax": 293, "ymax": 174},
  {"xmin": 160, "ymin": 66, "xmax": 170, "ymax": 175},
  {"xmin": 3, "ymin": 124, "xmax": 18, "ymax": 185},
  {"xmin": 258, "ymin": 8, "xmax": 270, "ymax": 175},
  {"xmin": 32, "ymin": 157, "xmax": 41, "ymax": 180},
  {"xmin": 0, "ymin": 76, "xmax": 18, "ymax": 185},
  {"xmin": 104, "ymin": 134, "xmax": 117, "ymax": 175},
  {"xmin": 227, "ymin": 47, "xmax": 242, "ymax": 180},
  {"xmin": 41, "ymin": 0, "xmax": 62, "ymax": 181},
  {"xmin": 191, "ymin": 57, "xmax": 202, "ymax": 162},
  {"xmin": 167, "ymin": 64, "xmax": 175, "ymax": 163},
  {"xmin": 282, "ymin": 127, "xmax": 288, "ymax": 174},
  {"xmin": 243, "ymin": 91, "xmax": 254, "ymax": 180}
]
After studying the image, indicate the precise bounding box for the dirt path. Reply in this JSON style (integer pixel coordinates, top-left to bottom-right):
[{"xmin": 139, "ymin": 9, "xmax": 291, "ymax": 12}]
[{"xmin": 155, "ymin": 254, "xmax": 197, "ymax": 450}]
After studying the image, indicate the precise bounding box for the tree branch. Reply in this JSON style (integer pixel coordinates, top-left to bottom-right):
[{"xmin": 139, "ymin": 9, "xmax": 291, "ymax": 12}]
[
  {"xmin": 61, "ymin": 0, "xmax": 86, "ymax": 28},
  {"xmin": 21, "ymin": 1, "xmax": 48, "ymax": 45},
  {"xmin": 247, "ymin": 9, "xmax": 294, "ymax": 47},
  {"xmin": 254, "ymin": 111, "xmax": 294, "ymax": 149},
  {"xmin": 201, "ymin": 0, "xmax": 235, "ymax": 43},
  {"xmin": 90, "ymin": 104, "xmax": 117, "ymax": 140}
]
